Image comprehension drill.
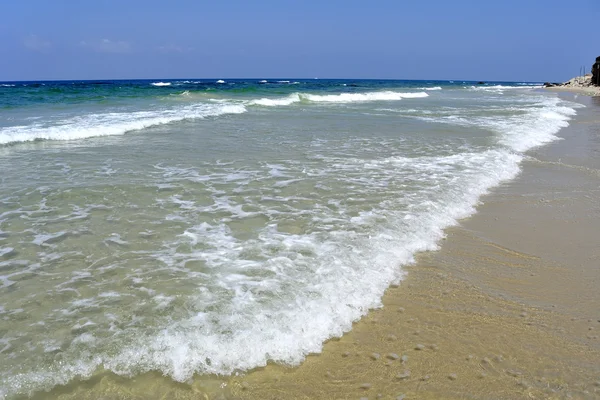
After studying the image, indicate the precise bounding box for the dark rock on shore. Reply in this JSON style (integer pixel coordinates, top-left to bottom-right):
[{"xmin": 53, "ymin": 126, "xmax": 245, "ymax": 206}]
[{"xmin": 592, "ymin": 56, "xmax": 600, "ymax": 86}]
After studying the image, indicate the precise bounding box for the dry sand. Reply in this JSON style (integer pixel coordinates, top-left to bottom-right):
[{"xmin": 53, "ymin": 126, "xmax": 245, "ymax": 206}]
[{"xmin": 37, "ymin": 93, "xmax": 600, "ymax": 400}]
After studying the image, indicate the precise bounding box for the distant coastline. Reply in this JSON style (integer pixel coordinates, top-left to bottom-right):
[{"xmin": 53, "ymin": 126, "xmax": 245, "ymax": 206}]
[{"xmin": 544, "ymin": 74, "xmax": 600, "ymax": 96}]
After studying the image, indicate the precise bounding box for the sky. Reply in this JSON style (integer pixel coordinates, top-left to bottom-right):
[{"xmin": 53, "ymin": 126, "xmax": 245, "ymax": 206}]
[{"xmin": 1, "ymin": 0, "xmax": 599, "ymax": 82}]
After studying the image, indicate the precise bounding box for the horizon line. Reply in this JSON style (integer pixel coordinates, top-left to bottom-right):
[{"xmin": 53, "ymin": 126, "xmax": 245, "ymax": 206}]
[{"xmin": 0, "ymin": 77, "xmax": 548, "ymax": 84}]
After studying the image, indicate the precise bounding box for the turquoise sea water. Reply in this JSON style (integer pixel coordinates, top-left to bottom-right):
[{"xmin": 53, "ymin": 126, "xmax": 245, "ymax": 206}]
[{"xmin": 0, "ymin": 79, "xmax": 579, "ymax": 398}]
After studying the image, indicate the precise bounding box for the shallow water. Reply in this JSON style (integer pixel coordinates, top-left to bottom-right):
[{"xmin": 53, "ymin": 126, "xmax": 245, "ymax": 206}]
[{"xmin": 0, "ymin": 79, "xmax": 579, "ymax": 398}]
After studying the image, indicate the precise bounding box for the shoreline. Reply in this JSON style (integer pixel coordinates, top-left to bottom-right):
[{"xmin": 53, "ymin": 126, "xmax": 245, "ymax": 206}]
[
  {"xmin": 543, "ymin": 74, "xmax": 600, "ymax": 96},
  {"xmin": 226, "ymin": 94, "xmax": 600, "ymax": 398},
  {"xmin": 544, "ymin": 86, "xmax": 600, "ymax": 97},
  {"xmin": 27, "ymin": 93, "xmax": 600, "ymax": 400}
]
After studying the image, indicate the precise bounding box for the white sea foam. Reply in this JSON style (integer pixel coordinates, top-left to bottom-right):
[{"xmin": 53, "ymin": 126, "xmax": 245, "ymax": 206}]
[
  {"xmin": 250, "ymin": 93, "xmax": 301, "ymax": 106},
  {"xmin": 467, "ymin": 84, "xmax": 541, "ymax": 92},
  {"xmin": 0, "ymin": 84, "xmax": 16, "ymax": 87},
  {"xmin": 216, "ymin": 80, "xmax": 225, "ymax": 84},
  {"xmin": 415, "ymin": 96, "xmax": 575, "ymax": 153},
  {"xmin": 248, "ymin": 91, "xmax": 429, "ymax": 107},
  {"xmin": 496, "ymin": 99, "xmax": 575, "ymax": 152},
  {"xmin": 0, "ymin": 146, "xmax": 527, "ymax": 396},
  {"xmin": 303, "ymin": 91, "xmax": 428, "ymax": 102},
  {"xmin": 151, "ymin": 82, "xmax": 172, "ymax": 87},
  {"xmin": 0, "ymin": 103, "xmax": 247, "ymax": 145}
]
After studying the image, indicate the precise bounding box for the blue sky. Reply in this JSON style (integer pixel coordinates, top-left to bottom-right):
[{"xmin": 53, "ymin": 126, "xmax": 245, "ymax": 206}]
[{"xmin": 1, "ymin": 0, "xmax": 598, "ymax": 81}]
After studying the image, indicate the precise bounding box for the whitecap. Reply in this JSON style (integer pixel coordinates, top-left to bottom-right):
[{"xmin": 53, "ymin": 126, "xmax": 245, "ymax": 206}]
[
  {"xmin": 0, "ymin": 103, "xmax": 247, "ymax": 145},
  {"xmin": 303, "ymin": 91, "xmax": 428, "ymax": 103},
  {"xmin": 249, "ymin": 93, "xmax": 301, "ymax": 106}
]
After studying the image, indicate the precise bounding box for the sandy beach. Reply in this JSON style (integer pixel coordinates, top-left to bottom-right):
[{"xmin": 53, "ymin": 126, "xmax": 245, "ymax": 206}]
[
  {"xmin": 546, "ymin": 86, "xmax": 600, "ymax": 97},
  {"xmin": 30, "ymin": 92, "xmax": 600, "ymax": 400}
]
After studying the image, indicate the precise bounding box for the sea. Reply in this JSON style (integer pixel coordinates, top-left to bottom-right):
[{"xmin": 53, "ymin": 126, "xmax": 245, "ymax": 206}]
[{"xmin": 0, "ymin": 79, "xmax": 579, "ymax": 398}]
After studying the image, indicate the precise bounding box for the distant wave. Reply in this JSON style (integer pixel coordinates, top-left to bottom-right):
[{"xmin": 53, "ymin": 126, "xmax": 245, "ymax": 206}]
[
  {"xmin": 151, "ymin": 82, "xmax": 172, "ymax": 87},
  {"xmin": 304, "ymin": 91, "xmax": 428, "ymax": 102},
  {"xmin": 250, "ymin": 94, "xmax": 301, "ymax": 106},
  {"xmin": 422, "ymin": 86, "xmax": 442, "ymax": 91},
  {"xmin": 0, "ymin": 84, "xmax": 16, "ymax": 87},
  {"xmin": 467, "ymin": 84, "xmax": 542, "ymax": 91},
  {"xmin": 248, "ymin": 91, "xmax": 429, "ymax": 107},
  {"xmin": 0, "ymin": 103, "xmax": 246, "ymax": 145}
]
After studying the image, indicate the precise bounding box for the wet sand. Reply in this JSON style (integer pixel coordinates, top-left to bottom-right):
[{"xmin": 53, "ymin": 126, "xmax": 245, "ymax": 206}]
[
  {"xmin": 36, "ymin": 93, "xmax": 600, "ymax": 400},
  {"xmin": 544, "ymin": 85, "xmax": 600, "ymax": 97}
]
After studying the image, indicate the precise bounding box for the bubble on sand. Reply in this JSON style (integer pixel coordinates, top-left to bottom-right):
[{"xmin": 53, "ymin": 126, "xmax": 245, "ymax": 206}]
[{"xmin": 396, "ymin": 371, "xmax": 411, "ymax": 380}]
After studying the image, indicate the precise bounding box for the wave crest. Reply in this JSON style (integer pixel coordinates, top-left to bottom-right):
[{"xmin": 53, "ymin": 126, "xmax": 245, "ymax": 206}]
[
  {"xmin": 0, "ymin": 104, "xmax": 247, "ymax": 145},
  {"xmin": 248, "ymin": 91, "xmax": 429, "ymax": 107}
]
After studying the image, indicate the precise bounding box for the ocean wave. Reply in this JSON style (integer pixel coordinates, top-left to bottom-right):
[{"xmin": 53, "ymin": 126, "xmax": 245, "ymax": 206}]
[
  {"xmin": 467, "ymin": 84, "xmax": 542, "ymax": 92},
  {"xmin": 0, "ymin": 84, "xmax": 16, "ymax": 87},
  {"xmin": 248, "ymin": 91, "xmax": 429, "ymax": 107},
  {"xmin": 0, "ymin": 103, "xmax": 247, "ymax": 145},
  {"xmin": 415, "ymin": 96, "xmax": 576, "ymax": 152},
  {"xmin": 249, "ymin": 93, "xmax": 301, "ymax": 106},
  {"xmin": 304, "ymin": 91, "xmax": 428, "ymax": 102},
  {"xmin": 151, "ymin": 82, "xmax": 172, "ymax": 87},
  {"xmin": 0, "ymin": 146, "xmax": 524, "ymax": 397}
]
